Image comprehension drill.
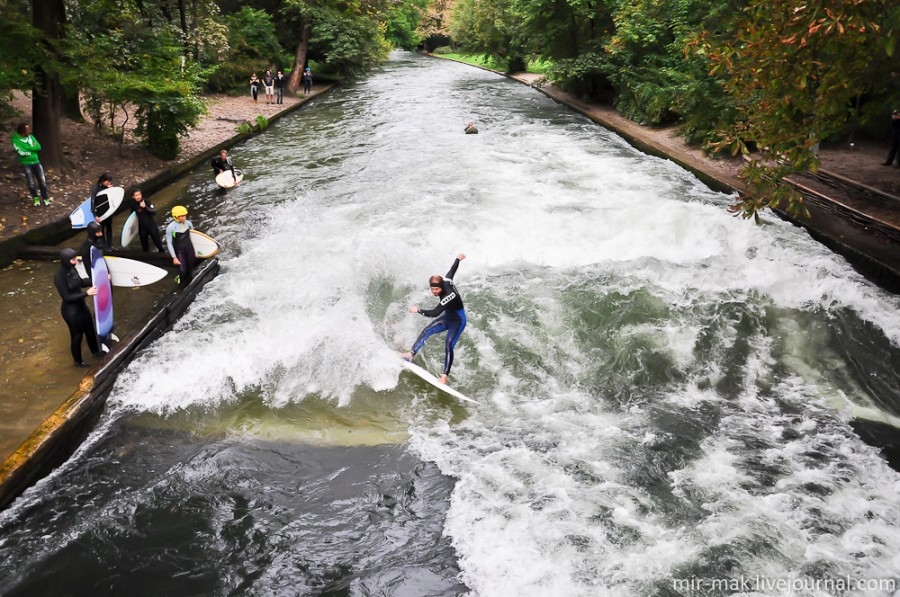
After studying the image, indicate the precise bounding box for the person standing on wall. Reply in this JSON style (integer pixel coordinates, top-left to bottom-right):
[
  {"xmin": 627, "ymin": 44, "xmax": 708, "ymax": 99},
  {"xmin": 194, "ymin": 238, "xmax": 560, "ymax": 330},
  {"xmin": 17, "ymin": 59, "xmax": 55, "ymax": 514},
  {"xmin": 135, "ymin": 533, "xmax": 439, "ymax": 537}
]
[
  {"xmin": 166, "ymin": 205, "xmax": 196, "ymax": 290},
  {"xmin": 11, "ymin": 121, "xmax": 53, "ymax": 207},
  {"xmin": 128, "ymin": 189, "xmax": 165, "ymax": 252},
  {"xmin": 54, "ymin": 248, "xmax": 101, "ymax": 367},
  {"xmin": 90, "ymin": 172, "xmax": 116, "ymax": 250}
]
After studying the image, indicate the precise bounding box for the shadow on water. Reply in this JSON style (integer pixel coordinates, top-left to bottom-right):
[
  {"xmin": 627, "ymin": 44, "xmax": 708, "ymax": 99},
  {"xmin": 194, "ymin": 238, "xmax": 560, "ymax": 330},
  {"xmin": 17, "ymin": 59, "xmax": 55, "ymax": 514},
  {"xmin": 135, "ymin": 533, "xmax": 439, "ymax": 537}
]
[{"xmin": 0, "ymin": 410, "xmax": 465, "ymax": 596}]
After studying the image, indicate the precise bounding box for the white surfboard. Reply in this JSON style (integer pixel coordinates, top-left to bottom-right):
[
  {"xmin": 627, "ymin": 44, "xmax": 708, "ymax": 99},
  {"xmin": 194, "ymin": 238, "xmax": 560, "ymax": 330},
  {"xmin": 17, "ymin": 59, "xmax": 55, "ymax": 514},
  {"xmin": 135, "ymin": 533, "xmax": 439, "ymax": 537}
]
[
  {"xmin": 401, "ymin": 360, "xmax": 479, "ymax": 404},
  {"xmin": 69, "ymin": 187, "xmax": 125, "ymax": 228},
  {"xmin": 190, "ymin": 229, "xmax": 220, "ymax": 258},
  {"xmin": 76, "ymin": 256, "xmax": 166, "ymax": 287},
  {"xmin": 104, "ymin": 256, "xmax": 167, "ymax": 287},
  {"xmin": 215, "ymin": 168, "xmax": 244, "ymax": 188},
  {"xmin": 121, "ymin": 211, "xmax": 139, "ymax": 247}
]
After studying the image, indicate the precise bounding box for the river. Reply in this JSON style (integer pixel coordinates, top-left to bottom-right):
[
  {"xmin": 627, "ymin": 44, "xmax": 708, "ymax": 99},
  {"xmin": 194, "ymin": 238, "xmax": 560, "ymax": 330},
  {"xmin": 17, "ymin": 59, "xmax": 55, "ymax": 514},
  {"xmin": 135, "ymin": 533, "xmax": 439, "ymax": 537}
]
[{"xmin": 1, "ymin": 51, "xmax": 899, "ymax": 596}]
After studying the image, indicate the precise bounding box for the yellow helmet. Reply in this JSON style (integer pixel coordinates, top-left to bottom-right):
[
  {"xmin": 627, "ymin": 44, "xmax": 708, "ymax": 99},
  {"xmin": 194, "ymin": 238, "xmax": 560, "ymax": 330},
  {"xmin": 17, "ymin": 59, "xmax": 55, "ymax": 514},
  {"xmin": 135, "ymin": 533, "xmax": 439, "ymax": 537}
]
[{"xmin": 171, "ymin": 205, "xmax": 188, "ymax": 217}]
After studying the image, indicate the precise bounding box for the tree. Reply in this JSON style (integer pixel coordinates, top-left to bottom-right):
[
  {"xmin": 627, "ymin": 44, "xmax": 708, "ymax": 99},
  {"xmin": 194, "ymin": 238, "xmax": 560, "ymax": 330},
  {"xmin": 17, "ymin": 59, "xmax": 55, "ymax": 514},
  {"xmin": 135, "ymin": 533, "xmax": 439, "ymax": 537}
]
[
  {"xmin": 417, "ymin": 0, "xmax": 455, "ymax": 52},
  {"xmin": 450, "ymin": 0, "xmax": 528, "ymax": 72},
  {"xmin": 32, "ymin": 0, "xmax": 66, "ymax": 170},
  {"xmin": 697, "ymin": 0, "xmax": 900, "ymax": 220}
]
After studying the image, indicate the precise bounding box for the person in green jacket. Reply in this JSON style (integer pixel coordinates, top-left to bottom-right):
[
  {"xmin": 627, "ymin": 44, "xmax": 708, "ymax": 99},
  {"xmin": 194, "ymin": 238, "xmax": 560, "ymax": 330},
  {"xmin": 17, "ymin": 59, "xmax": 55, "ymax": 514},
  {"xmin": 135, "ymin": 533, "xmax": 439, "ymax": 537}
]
[{"xmin": 11, "ymin": 121, "xmax": 52, "ymax": 207}]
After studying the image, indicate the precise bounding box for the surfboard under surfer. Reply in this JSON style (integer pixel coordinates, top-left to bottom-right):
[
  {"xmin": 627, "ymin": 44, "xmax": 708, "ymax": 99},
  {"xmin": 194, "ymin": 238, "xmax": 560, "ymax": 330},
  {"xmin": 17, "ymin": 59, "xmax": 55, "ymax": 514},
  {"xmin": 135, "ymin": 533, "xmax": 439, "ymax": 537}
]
[{"xmin": 401, "ymin": 253, "xmax": 467, "ymax": 385}]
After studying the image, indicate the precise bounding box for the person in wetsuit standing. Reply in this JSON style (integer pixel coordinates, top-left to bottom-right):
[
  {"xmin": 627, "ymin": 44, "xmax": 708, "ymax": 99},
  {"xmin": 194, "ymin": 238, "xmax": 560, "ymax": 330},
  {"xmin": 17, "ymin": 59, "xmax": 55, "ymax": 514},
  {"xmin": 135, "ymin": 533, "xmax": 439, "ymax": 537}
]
[
  {"xmin": 402, "ymin": 253, "xmax": 467, "ymax": 384},
  {"xmin": 90, "ymin": 172, "xmax": 115, "ymax": 249},
  {"xmin": 54, "ymin": 248, "xmax": 100, "ymax": 367},
  {"xmin": 128, "ymin": 189, "xmax": 165, "ymax": 252},
  {"xmin": 166, "ymin": 205, "xmax": 195, "ymax": 289},
  {"xmin": 79, "ymin": 221, "xmax": 106, "ymax": 283}
]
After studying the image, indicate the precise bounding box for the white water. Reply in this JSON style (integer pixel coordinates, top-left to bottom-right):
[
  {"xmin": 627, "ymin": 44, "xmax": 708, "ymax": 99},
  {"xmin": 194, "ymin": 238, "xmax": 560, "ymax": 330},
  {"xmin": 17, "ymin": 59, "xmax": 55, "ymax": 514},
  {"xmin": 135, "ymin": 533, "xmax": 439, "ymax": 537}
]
[{"xmin": 18, "ymin": 52, "xmax": 900, "ymax": 594}]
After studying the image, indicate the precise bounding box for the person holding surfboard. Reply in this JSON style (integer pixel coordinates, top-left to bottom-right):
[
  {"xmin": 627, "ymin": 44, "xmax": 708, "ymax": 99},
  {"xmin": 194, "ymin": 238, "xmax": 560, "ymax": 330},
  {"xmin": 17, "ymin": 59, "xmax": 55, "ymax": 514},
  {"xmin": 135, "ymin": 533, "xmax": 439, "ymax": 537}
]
[
  {"xmin": 90, "ymin": 173, "xmax": 116, "ymax": 249},
  {"xmin": 401, "ymin": 253, "xmax": 467, "ymax": 385},
  {"xmin": 54, "ymin": 248, "xmax": 101, "ymax": 367},
  {"xmin": 166, "ymin": 205, "xmax": 196, "ymax": 290},
  {"xmin": 211, "ymin": 149, "xmax": 239, "ymax": 186},
  {"xmin": 128, "ymin": 189, "xmax": 165, "ymax": 252},
  {"xmin": 79, "ymin": 221, "xmax": 106, "ymax": 283}
]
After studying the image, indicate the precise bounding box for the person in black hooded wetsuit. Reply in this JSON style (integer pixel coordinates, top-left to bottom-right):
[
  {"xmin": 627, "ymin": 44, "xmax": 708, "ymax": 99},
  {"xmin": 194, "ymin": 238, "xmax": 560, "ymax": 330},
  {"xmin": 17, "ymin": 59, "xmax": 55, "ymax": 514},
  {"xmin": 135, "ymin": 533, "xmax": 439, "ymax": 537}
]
[
  {"xmin": 54, "ymin": 248, "xmax": 100, "ymax": 367},
  {"xmin": 402, "ymin": 253, "xmax": 467, "ymax": 384},
  {"xmin": 79, "ymin": 221, "xmax": 106, "ymax": 284}
]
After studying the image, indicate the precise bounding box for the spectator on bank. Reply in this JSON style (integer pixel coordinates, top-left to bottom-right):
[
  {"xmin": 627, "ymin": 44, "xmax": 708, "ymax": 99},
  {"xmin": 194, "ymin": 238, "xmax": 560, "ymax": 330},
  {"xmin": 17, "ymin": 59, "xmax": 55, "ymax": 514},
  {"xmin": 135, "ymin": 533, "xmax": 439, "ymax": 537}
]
[
  {"xmin": 11, "ymin": 121, "xmax": 53, "ymax": 207},
  {"xmin": 249, "ymin": 73, "xmax": 260, "ymax": 104},
  {"xmin": 302, "ymin": 67, "xmax": 313, "ymax": 95},
  {"xmin": 263, "ymin": 70, "xmax": 275, "ymax": 104},
  {"xmin": 275, "ymin": 70, "xmax": 286, "ymax": 104},
  {"xmin": 883, "ymin": 109, "xmax": 900, "ymax": 167}
]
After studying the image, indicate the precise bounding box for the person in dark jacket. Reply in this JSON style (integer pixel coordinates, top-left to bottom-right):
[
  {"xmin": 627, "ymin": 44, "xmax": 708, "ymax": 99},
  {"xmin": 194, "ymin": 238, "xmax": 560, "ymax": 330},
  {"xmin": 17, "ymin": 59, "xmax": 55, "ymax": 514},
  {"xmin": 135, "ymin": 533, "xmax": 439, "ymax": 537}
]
[
  {"xmin": 90, "ymin": 172, "xmax": 115, "ymax": 249},
  {"xmin": 79, "ymin": 221, "xmax": 106, "ymax": 283},
  {"xmin": 128, "ymin": 189, "xmax": 164, "ymax": 252},
  {"xmin": 210, "ymin": 149, "xmax": 238, "ymax": 184},
  {"xmin": 401, "ymin": 253, "xmax": 468, "ymax": 384},
  {"xmin": 53, "ymin": 248, "xmax": 100, "ymax": 367}
]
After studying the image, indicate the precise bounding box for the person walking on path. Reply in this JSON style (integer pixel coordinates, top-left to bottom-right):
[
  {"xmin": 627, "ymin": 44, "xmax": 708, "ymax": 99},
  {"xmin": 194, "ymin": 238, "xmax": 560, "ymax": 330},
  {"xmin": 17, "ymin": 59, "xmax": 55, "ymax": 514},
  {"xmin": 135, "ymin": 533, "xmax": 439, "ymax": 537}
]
[
  {"xmin": 302, "ymin": 67, "xmax": 313, "ymax": 95},
  {"xmin": 11, "ymin": 121, "xmax": 53, "ymax": 207},
  {"xmin": 166, "ymin": 205, "xmax": 196, "ymax": 290},
  {"xmin": 90, "ymin": 172, "xmax": 116, "ymax": 250},
  {"xmin": 401, "ymin": 253, "xmax": 468, "ymax": 385},
  {"xmin": 249, "ymin": 73, "xmax": 260, "ymax": 104},
  {"xmin": 275, "ymin": 71, "xmax": 286, "ymax": 104},
  {"xmin": 128, "ymin": 189, "xmax": 165, "ymax": 252},
  {"xmin": 883, "ymin": 109, "xmax": 900, "ymax": 167},
  {"xmin": 53, "ymin": 248, "xmax": 100, "ymax": 367}
]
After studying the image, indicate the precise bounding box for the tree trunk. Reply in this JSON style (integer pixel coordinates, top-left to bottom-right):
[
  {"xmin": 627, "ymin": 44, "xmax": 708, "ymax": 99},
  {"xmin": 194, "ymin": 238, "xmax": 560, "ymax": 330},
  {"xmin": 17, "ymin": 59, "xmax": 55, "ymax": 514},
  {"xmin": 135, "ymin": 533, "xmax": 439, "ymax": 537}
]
[
  {"xmin": 288, "ymin": 18, "xmax": 313, "ymax": 93},
  {"xmin": 32, "ymin": 0, "xmax": 66, "ymax": 171},
  {"xmin": 61, "ymin": 87, "xmax": 83, "ymax": 121}
]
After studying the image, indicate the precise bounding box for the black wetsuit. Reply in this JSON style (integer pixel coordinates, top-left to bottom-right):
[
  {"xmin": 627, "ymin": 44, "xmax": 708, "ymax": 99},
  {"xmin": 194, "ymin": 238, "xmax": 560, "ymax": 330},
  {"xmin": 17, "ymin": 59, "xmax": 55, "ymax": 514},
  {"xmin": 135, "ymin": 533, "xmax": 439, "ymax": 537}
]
[
  {"xmin": 54, "ymin": 260, "xmax": 99, "ymax": 365},
  {"xmin": 211, "ymin": 155, "xmax": 235, "ymax": 177},
  {"xmin": 166, "ymin": 219, "xmax": 196, "ymax": 289},
  {"xmin": 410, "ymin": 258, "xmax": 467, "ymax": 376},
  {"xmin": 128, "ymin": 199, "xmax": 164, "ymax": 252},
  {"xmin": 78, "ymin": 235, "xmax": 105, "ymax": 283},
  {"xmin": 90, "ymin": 183, "xmax": 115, "ymax": 248}
]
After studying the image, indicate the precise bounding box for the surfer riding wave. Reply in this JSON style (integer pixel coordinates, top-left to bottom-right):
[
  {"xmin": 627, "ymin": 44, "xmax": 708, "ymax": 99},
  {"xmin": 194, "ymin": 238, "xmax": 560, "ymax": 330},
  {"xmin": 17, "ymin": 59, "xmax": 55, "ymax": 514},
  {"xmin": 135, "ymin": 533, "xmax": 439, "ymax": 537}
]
[{"xmin": 402, "ymin": 253, "xmax": 467, "ymax": 384}]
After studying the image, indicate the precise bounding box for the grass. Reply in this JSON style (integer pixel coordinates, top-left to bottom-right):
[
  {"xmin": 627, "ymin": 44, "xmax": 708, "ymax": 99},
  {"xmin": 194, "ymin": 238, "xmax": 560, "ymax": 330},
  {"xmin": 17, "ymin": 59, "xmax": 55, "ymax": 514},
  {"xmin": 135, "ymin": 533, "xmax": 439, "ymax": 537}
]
[{"xmin": 435, "ymin": 53, "xmax": 551, "ymax": 75}]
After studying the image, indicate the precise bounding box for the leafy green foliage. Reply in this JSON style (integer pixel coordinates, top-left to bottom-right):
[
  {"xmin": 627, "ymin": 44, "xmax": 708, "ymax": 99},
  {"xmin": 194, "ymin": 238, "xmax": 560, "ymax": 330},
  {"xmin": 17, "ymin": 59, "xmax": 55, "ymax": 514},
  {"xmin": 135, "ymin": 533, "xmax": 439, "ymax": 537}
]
[
  {"xmin": 207, "ymin": 7, "xmax": 291, "ymax": 92},
  {"xmin": 62, "ymin": 1, "xmax": 207, "ymax": 159},
  {"xmin": 0, "ymin": 0, "xmax": 46, "ymax": 118},
  {"xmin": 697, "ymin": 0, "xmax": 899, "ymax": 218},
  {"xmin": 385, "ymin": 0, "xmax": 429, "ymax": 50}
]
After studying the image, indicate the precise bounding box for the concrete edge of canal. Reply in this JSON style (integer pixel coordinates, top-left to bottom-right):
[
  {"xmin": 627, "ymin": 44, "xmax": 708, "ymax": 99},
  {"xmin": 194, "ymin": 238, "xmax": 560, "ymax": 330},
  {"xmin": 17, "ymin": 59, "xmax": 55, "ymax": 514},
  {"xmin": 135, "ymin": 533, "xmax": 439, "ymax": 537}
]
[{"xmin": 0, "ymin": 87, "xmax": 335, "ymax": 510}]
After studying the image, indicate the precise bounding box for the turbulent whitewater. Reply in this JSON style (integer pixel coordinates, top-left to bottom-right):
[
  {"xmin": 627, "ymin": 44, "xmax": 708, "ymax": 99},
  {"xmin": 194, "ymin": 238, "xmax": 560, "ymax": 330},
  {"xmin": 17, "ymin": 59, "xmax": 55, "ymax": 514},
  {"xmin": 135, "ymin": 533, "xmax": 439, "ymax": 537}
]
[{"xmin": 1, "ymin": 51, "xmax": 899, "ymax": 596}]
